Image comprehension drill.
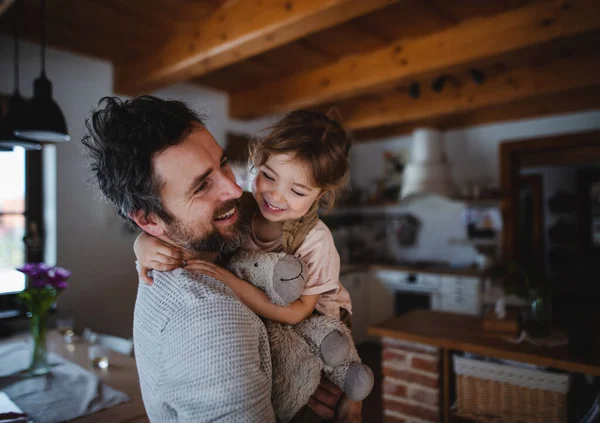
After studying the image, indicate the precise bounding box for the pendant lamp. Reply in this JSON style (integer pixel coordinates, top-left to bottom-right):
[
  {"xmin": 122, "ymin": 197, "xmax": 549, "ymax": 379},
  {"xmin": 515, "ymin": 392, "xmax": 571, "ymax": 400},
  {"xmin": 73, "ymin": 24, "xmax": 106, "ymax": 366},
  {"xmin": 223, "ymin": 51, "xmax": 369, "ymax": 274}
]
[
  {"xmin": 14, "ymin": 0, "xmax": 70, "ymax": 143},
  {"xmin": 0, "ymin": 0, "xmax": 41, "ymax": 151},
  {"xmin": 0, "ymin": 110, "xmax": 13, "ymax": 151}
]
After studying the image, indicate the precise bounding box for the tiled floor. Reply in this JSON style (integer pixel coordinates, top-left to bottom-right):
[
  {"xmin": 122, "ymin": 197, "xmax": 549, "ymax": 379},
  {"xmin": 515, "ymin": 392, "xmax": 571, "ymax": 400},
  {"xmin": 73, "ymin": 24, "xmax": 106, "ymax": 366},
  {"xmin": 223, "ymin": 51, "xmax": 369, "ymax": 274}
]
[{"xmin": 357, "ymin": 343, "xmax": 383, "ymax": 422}]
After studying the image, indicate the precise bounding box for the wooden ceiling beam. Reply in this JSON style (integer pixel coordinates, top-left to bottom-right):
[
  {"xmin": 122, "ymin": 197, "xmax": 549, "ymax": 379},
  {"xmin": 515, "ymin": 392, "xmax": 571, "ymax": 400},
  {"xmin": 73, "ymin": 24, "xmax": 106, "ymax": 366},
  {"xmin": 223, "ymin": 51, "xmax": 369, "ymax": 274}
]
[
  {"xmin": 114, "ymin": 0, "xmax": 398, "ymax": 95},
  {"xmin": 0, "ymin": 0, "xmax": 14, "ymax": 19},
  {"xmin": 341, "ymin": 55, "xmax": 600, "ymax": 130},
  {"xmin": 352, "ymin": 86, "xmax": 600, "ymax": 142},
  {"xmin": 230, "ymin": 0, "xmax": 600, "ymax": 119}
]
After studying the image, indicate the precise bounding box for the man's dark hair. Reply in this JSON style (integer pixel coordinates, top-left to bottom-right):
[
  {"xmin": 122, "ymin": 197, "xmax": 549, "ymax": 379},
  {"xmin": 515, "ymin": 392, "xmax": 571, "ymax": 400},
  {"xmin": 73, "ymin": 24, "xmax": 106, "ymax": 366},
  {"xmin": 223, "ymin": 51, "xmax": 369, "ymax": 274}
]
[{"xmin": 81, "ymin": 95, "xmax": 207, "ymax": 229}]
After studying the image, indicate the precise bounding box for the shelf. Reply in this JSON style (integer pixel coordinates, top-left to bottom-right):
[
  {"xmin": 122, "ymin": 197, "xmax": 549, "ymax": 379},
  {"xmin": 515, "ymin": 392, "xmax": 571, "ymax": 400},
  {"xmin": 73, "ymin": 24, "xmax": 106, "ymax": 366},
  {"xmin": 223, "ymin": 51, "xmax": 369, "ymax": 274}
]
[
  {"xmin": 340, "ymin": 262, "xmax": 488, "ymax": 277},
  {"xmin": 320, "ymin": 202, "xmax": 404, "ymax": 216},
  {"xmin": 322, "ymin": 197, "xmax": 503, "ymax": 216},
  {"xmin": 453, "ymin": 197, "xmax": 504, "ymax": 208}
]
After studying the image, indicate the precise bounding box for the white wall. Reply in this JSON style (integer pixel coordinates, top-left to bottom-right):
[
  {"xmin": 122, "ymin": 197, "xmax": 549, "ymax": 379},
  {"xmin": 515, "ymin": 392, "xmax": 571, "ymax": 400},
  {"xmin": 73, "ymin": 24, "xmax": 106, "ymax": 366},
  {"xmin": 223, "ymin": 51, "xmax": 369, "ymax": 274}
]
[
  {"xmin": 349, "ymin": 110, "xmax": 600, "ymax": 265},
  {"xmin": 0, "ymin": 37, "xmax": 272, "ymax": 338},
  {"xmin": 152, "ymin": 83, "xmax": 276, "ymax": 148},
  {"xmin": 351, "ymin": 111, "xmax": 600, "ymax": 190}
]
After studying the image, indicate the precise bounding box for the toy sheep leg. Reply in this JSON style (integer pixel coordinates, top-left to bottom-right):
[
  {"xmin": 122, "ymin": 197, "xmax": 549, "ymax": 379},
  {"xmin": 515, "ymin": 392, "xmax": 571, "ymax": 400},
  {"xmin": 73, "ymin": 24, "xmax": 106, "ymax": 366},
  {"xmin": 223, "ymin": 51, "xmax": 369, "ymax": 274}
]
[
  {"xmin": 295, "ymin": 315, "xmax": 374, "ymax": 401},
  {"xmin": 294, "ymin": 314, "xmax": 352, "ymax": 367},
  {"xmin": 265, "ymin": 321, "xmax": 323, "ymax": 423},
  {"xmin": 323, "ymin": 346, "xmax": 374, "ymax": 402}
]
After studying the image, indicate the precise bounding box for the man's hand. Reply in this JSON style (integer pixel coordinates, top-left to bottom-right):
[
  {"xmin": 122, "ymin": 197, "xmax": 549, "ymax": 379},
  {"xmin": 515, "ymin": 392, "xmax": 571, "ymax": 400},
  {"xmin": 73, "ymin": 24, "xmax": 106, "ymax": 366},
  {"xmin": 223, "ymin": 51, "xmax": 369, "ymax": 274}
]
[
  {"xmin": 307, "ymin": 377, "xmax": 342, "ymax": 420},
  {"xmin": 307, "ymin": 377, "xmax": 362, "ymax": 422},
  {"xmin": 335, "ymin": 395, "xmax": 362, "ymax": 423}
]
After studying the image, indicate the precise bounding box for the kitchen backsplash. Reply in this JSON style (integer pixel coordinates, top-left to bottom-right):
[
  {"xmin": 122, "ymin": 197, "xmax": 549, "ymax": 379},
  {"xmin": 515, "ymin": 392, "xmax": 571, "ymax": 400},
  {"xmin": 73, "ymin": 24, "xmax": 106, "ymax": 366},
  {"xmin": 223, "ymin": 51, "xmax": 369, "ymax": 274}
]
[{"xmin": 322, "ymin": 196, "xmax": 484, "ymax": 267}]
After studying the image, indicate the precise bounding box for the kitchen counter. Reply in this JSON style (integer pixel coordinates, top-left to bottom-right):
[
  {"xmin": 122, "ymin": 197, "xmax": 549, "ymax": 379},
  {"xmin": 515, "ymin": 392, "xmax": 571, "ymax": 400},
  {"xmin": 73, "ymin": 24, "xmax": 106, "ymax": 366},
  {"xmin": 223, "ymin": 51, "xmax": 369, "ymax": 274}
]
[
  {"xmin": 340, "ymin": 262, "xmax": 488, "ymax": 277},
  {"xmin": 370, "ymin": 310, "xmax": 600, "ymax": 376},
  {"xmin": 369, "ymin": 310, "xmax": 600, "ymax": 423}
]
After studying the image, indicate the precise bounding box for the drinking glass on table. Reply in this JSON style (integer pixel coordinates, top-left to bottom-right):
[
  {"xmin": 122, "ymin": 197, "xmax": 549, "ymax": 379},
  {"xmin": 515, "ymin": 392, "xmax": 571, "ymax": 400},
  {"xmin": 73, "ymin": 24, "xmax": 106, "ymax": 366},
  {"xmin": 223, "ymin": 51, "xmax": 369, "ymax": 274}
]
[
  {"xmin": 88, "ymin": 344, "xmax": 110, "ymax": 370},
  {"xmin": 56, "ymin": 317, "xmax": 75, "ymax": 344}
]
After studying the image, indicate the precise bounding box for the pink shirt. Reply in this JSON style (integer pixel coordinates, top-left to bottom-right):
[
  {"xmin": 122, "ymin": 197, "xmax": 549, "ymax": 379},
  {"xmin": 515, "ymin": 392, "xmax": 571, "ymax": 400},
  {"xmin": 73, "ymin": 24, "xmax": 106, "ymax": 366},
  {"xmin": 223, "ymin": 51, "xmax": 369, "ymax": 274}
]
[{"xmin": 244, "ymin": 220, "xmax": 352, "ymax": 319}]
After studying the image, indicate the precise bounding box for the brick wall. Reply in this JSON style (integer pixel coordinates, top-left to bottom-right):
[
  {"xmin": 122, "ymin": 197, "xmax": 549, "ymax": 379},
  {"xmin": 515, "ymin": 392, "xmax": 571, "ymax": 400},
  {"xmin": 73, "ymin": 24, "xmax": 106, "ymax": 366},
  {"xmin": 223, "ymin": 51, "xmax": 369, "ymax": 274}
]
[{"xmin": 381, "ymin": 337, "xmax": 440, "ymax": 423}]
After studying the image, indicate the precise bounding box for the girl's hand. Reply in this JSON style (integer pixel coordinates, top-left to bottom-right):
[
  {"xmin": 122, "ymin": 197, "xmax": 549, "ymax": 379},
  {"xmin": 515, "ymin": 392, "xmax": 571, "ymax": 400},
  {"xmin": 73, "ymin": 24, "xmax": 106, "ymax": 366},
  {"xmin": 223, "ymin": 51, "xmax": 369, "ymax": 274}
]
[
  {"xmin": 184, "ymin": 260, "xmax": 241, "ymax": 286},
  {"xmin": 134, "ymin": 232, "xmax": 183, "ymax": 285}
]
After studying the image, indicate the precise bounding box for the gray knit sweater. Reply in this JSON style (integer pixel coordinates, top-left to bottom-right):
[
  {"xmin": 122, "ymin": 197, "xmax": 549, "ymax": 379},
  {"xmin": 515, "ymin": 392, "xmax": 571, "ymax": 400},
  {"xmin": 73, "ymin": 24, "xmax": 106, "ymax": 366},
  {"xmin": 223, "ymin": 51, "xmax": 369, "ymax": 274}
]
[{"xmin": 133, "ymin": 267, "xmax": 275, "ymax": 422}]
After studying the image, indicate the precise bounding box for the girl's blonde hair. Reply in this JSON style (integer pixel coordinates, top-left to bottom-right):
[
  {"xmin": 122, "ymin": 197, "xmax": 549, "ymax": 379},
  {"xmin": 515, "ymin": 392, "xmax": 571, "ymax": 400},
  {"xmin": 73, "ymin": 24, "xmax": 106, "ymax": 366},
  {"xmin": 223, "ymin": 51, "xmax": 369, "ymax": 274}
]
[{"xmin": 249, "ymin": 110, "xmax": 352, "ymax": 209}]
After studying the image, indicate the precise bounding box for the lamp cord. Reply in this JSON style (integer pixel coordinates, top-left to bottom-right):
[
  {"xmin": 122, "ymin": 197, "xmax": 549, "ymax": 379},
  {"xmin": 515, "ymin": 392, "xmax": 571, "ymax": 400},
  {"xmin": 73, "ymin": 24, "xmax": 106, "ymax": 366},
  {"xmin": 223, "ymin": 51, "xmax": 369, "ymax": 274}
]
[
  {"xmin": 41, "ymin": 0, "xmax": 46, "ymax": 76},
  {"xmin": 14, "ymin": 0, "xmax": 20, "ymax": 93}
]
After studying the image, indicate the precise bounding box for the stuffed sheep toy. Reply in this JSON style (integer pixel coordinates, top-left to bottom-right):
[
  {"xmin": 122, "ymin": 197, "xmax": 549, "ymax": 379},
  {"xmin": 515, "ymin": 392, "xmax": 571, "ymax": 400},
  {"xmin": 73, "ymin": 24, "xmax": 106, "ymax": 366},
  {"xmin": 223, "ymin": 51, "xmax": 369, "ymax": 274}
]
[{"xmin": 228, "ymin": 250, "xmax": 374, "ymax": 423}]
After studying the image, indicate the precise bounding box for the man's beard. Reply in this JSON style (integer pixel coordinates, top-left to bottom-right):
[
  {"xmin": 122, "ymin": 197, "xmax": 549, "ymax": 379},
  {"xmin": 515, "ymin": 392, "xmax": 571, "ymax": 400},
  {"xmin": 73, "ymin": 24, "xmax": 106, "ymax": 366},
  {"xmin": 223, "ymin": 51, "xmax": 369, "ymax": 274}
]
[{"xmin": 165, "ymin": 199, "xmax": 250, "ymax": 253}]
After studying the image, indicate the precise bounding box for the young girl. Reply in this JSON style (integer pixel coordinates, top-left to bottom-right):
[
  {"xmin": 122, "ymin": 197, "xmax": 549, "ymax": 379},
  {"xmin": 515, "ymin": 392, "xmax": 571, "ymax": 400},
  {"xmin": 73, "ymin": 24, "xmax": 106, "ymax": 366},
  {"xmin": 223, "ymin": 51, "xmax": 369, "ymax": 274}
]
[{"xmin": 135, "ymin": 110, "xmax": 353, "ymax": 327}]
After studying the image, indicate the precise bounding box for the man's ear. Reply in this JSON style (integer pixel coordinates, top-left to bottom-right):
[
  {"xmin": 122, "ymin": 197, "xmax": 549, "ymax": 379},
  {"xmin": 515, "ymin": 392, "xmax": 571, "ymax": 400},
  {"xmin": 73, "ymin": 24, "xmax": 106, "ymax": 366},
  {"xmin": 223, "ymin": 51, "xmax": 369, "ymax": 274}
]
[{"xmin": 129, "ymin": 210, "xmax": 165, "ymax": 237}]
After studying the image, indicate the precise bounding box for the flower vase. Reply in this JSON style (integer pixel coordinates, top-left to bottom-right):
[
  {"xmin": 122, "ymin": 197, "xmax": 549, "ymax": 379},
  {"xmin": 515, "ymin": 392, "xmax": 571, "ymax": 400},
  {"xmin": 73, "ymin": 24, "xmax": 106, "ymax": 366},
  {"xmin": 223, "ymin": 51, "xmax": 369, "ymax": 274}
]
[
  {"xmin": 523, "ymin": 294, "xmax": 552, "ymax": 338},
  {"xmin": 28, "ymin": 312, "xmax": 51, "ymax": 376}
]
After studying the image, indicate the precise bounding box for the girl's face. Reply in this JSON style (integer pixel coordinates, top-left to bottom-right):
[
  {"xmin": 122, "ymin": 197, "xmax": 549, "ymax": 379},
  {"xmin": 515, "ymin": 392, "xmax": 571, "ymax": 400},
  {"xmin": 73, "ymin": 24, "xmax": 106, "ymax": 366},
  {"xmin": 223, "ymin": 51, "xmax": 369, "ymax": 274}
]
[{"xmin": 253, "ymin": 153, "xmax": 322, "ymax": 222}]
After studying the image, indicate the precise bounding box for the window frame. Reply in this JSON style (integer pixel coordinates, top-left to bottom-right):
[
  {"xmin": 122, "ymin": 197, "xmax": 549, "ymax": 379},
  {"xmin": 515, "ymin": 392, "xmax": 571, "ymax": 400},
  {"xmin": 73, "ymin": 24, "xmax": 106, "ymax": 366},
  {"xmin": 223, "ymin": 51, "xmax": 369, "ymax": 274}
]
[{"xmin": 0, "ymin": 94, "xmax": 44, "ymax": 317}]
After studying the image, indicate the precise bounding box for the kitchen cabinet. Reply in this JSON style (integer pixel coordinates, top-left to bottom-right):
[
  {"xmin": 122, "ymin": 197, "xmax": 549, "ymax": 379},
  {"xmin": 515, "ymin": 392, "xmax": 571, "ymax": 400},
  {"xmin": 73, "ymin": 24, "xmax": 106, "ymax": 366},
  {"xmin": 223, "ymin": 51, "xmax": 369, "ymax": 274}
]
[
  {"xmin": 341, "ymin": 271, "xmax": 394, "ymax": 345},
  {"xmin": 366, "ymin": 272, "xmax": 395, "ymax": 341},
  {"xmin": 440, "ymin": 275, "xmax": 482, "ymax": 316},
  {"xmin": 341, "ymin": 272, "xmax": 369, "ymax": 344}
]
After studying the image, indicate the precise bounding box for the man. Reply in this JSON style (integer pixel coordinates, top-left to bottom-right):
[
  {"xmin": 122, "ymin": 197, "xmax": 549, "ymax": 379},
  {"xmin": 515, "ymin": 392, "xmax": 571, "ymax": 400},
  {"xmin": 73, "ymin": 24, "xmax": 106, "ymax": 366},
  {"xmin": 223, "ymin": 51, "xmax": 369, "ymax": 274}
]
[{"xmin": 81, "ymin": 96, "xmax": 355, "ymax": 422}]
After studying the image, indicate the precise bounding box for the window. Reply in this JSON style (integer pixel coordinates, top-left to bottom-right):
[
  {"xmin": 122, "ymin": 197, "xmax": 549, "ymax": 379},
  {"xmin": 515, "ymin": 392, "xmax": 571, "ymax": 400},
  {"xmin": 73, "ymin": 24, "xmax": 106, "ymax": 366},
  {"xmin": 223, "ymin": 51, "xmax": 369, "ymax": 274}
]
[{"xmin": 0, "ymin": 147, "xmax": 26, "ymax": 294}]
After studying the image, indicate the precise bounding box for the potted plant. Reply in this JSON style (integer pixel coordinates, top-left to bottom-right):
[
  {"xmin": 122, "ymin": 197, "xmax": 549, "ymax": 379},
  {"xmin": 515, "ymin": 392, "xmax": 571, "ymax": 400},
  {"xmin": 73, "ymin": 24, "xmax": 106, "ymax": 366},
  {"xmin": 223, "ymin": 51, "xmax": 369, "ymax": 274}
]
[
  {"xmin": 17, "ymin": 263, "xmax": 71, "ymax": 375},
  {"xmin": 492, "ymin": 262, "xmax": 552, "ymax": 338}
]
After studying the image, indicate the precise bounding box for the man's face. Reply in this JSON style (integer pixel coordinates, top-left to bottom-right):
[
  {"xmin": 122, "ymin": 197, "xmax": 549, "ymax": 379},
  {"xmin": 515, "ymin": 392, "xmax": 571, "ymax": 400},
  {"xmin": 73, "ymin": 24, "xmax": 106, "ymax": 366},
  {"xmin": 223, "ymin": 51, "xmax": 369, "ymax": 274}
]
[{"xmin": 152, "ymin": 125, "xmax": 246, "ymax": 253}]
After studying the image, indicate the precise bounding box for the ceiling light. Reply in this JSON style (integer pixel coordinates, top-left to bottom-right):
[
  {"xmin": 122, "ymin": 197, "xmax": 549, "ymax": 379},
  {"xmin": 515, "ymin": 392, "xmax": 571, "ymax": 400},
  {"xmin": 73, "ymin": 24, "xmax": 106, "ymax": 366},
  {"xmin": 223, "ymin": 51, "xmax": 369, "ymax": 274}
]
[
  {"xmin": 0, "ymin": 0, "xmax": 40, "ymax": 150},
  {"xmin": 431, "ymin": 76, "xmax": 446, "ymax": 93},
  {"xmin": 14, "ymin": 0, "xmax": 70, "ymax": 143},
  {"xmin": 409, "ymin": 82, "xmax": 420, "ymax": 99},
  {"xmin": 470, "ymin": 69, "xmax": 486, "ymax": 85}
]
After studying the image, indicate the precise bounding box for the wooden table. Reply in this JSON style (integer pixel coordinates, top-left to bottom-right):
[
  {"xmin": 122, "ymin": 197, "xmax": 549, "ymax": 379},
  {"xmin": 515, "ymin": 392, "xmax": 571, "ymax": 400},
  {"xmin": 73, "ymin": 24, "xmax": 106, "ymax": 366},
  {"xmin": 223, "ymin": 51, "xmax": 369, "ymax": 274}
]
[
  {"xmin": 369, "ymin": 310, "xmax": 600, "ymax": 423},
  {"xmin": 1, "ymin": 331, "xmax": 149, "ymax": 423}
]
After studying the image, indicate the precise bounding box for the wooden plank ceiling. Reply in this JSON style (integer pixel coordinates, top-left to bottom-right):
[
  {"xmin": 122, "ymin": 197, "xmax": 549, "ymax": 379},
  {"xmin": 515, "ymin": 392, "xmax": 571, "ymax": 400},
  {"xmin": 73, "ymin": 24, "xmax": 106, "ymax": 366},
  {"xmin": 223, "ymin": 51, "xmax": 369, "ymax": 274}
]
[{"xmin": 1, "ymin": 0, "xmax": 599, "ymax": 140}]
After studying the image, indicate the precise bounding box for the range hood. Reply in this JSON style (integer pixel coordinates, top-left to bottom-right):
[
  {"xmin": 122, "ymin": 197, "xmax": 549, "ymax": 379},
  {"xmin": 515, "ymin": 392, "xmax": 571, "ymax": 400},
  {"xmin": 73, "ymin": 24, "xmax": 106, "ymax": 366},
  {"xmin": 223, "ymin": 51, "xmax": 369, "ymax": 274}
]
[{"xmin": 401, "ymin": 128, "xmax": 455, "ymax": 199}]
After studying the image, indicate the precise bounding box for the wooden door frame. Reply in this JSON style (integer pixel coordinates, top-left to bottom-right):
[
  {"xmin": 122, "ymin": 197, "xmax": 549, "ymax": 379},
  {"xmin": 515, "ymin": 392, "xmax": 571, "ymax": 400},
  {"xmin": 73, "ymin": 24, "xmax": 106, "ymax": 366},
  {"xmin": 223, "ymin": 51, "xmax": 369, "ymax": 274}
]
[
  {"xmin": 517, "ymin": 173, "xmax": 545, "ymax": 269},
  {"xmin": 500, "ymin": 130, "xmax": 600, "ymax": 260}
]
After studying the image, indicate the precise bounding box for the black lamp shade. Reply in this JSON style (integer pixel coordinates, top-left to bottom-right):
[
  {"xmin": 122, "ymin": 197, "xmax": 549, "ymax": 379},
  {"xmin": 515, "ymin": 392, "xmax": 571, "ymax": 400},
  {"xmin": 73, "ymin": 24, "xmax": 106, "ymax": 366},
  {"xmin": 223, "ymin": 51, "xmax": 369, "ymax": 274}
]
[
  {"xmin": 0, "ymin": 92, "xmax": 42, "ymax": 151},
  {"xmin": 0, "ymin": 109, "xmax": 12, "ymax": 151},
  {"xmin": 14, "ymin": 73, "xmax": 70, "ymax": 143},
  {"xmin": 2, "ymin": 91, "xmax": 28, "ymax": 140}
]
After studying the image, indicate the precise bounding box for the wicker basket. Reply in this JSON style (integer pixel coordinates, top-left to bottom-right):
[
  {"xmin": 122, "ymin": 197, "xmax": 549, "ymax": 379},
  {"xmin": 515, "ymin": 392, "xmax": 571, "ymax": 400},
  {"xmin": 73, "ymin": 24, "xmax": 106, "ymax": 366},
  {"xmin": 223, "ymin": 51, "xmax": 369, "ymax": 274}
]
[{"xmin": 453, "ymin": 355, "xmax": 569, "ymax": 423}]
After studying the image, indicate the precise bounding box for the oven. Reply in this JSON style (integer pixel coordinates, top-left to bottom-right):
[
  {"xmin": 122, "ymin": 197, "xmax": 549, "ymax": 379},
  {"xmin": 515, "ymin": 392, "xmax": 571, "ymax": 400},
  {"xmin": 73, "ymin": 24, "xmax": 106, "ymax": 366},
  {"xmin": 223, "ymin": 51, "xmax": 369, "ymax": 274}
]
[{"xmin": 376, "ymin": 270, "xmax": 482, "ymax": 317}]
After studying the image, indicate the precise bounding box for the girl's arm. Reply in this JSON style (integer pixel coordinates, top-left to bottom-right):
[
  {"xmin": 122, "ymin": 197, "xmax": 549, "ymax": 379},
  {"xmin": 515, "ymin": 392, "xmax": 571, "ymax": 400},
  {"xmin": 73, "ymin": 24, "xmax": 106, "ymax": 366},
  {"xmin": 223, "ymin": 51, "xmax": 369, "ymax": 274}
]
[
  {"xmin": 134, "ymin": 232, "xmax": 183, "ymax": 284},
  {"xmin": 185, "ymin": 260, "xmax": 318, "ymax": 325}
]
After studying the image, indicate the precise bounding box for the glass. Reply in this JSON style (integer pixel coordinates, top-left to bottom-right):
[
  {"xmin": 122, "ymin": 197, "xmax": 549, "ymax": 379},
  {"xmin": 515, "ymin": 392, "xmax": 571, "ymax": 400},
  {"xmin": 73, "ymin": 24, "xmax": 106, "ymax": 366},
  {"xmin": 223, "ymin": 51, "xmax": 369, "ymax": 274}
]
[
  {"xmin": 88, "ymin": 345, "xmax": 110, "ymax": 370},
  {"xmin": 28, "ymin": 312, "xmax": 51, "ymax": 375},
  {"xmin": 56, "ymin": 317, "xmax": 75, "ymax": 343},
  {"xmin": 523, "ymin": 294, "xmax": 552, "ymax": 338}
]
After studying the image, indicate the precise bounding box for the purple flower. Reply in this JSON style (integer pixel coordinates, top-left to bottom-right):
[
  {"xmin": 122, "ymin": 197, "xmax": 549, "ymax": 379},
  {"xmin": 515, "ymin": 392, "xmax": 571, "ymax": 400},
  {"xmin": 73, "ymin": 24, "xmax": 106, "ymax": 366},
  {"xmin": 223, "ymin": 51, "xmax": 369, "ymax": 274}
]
[
  {"xmin": 55, "ymin": 281, "xmax": 69, "ymax": 290},
  {"xmin": 53, "ymin": 267, "xmax": 71, "ymax": 280},
  {"xmin": 48, "ymin": 267, "xmax": 70, "ymax": 289},
  {"xmin": 17, "ymin": 263, "xmax": 51, "ymax": 278},
  {"xmin": 30, "ymin": 279, "xmax": 47, "ymax": 289},
  {"xmin": 18, "ymin": 263, "xmax": 71, "ymax": 291}
]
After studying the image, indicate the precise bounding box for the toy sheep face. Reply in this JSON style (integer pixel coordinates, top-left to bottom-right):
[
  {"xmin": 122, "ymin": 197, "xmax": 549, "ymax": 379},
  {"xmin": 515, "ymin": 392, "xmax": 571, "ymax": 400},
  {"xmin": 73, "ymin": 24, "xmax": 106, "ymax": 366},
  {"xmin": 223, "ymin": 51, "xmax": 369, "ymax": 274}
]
[{"xmin": 228, "ymin": 250, "xmax": 308, "ymax": 306}]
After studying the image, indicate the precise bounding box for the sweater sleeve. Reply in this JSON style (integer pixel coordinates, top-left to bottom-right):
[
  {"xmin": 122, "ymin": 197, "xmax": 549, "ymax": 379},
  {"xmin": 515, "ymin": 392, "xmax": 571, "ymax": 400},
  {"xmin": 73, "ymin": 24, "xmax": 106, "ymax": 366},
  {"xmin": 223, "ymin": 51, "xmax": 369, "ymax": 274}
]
[{"xmin": 159, "ymin": 295, "xmax": 275, "ymax": 422}]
